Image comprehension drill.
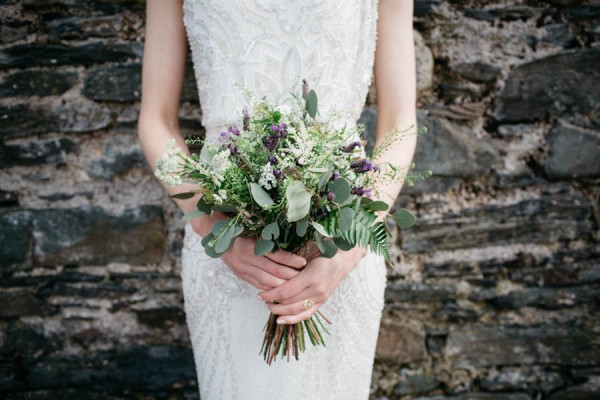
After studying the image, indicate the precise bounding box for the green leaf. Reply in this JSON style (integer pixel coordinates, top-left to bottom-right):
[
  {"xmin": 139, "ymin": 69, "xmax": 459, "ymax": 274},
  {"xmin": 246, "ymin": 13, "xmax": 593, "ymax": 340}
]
[
  {"xmin": 365, "ymin": 200, "xmax": 389, "ymax": 212},
  {"xmin": 231, "ymin": 224, "xmax": 244, "ymax": 238},
  {"xmin": 316, "ymin": 232, "xmax": 338, "ymax": 258},
  {"xmin": 214, "ymin": 231, "xmax": 233, "ymax": 253},
  {"xmin": 296, "ymin": 218, "xmax": 308, "ymax": 237},
  {"xmin": 307, "ymin": 167, "xmax": 329, "ymax": 173},
  {"xmin": 311, "ymin": 221, "xmax": 331, "ymax": 237},
  {"xmin": 338, "ymin": 207, "xmax": 355, "ymax": 233},
  {"xmin": 318, "ymin": 170, "xmax": 333, "ymax": 190},
  {"xmin": 212, "ymin": 204, "xmax": 237, "ymax": 213},
  {"xmin": 196, "ymin": 197, "xmax": 212, "ymax": 213},
  {"xmin": 204, "ymin": 243, "xmax": 220, "ymax": 258},
  {"xmin": 250, "ymin": 183, "xmax": 274, "ymax": 208},
  {"xmin": 286, "ymin": 180, "xmax": 311, "ymax": 222},
  {"xmin": 328, "ymin": 178, "xmax": 350, "ymax": 203},
  {"xmin": 306, "ymin": 89, "xmax": 318, "ymax": 119},
  {"xmin": 254, "ymin": 239, "xmax": 275, "ymax": 256},
  {"xmin": 393, "ymin": 208, "xmax": 416, "ymax": 229},
  {"xmin": 170, "ymin": 192, "xmax": 196, "ymax": 200},
  {"xmin": 333, "ymin": 236, "xmax": 353, "ymax": 251},
  {"xmin": 183, "ymin": 210, "xmax": 205, "ymax": 221},
  {"xmin": 200, "ymin": 232, "xmax": 214, "ymax": 248},
  {"xmin": 211, "ymin": 219, "xmax": 229, "ymax": 236},
  {"xmin": 261, "ymin": 222, "xmax": 280, "ymax": 240}
]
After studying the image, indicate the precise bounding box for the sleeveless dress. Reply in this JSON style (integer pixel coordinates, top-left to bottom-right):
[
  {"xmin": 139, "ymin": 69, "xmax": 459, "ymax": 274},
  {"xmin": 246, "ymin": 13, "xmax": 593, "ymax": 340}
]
[{"xmin": 180, "ymin": 1, "xmax": 387, "ymax": 399}]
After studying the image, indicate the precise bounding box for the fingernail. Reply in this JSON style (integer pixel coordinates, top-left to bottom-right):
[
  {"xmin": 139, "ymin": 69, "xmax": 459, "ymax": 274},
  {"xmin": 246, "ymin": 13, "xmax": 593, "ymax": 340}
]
[
  {"xmin": 256, "ymin": 294, "xmax": 262, "ymax": 300},
  {"xmin": 276, "ymin": 318, "xmax": 285, "ymax": 324}
]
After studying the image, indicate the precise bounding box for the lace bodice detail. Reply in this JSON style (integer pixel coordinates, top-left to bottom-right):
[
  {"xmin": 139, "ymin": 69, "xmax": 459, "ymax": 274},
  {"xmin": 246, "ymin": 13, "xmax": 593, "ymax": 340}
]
[{"xmin": 182, "ymin": 0, "xmax": 379, "ymax": 137}]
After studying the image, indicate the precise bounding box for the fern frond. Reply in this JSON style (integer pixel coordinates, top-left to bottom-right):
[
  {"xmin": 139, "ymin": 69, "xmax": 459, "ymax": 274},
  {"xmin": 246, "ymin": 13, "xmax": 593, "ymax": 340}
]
[{"xmin": 323, "ymin": 207, "xmax": 391, "ymax": 264}]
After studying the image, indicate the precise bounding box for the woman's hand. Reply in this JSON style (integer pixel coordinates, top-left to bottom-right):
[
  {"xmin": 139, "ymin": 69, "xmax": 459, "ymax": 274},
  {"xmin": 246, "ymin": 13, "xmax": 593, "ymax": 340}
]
[
  {"xmin": 221, "ymin": 236, "xmax": 307, "ymax": 291},
  {"xmin": 257, "ymin": 246, "xmax": 367, "ymax": 323},
  {"xmin": 190, "ymin": 214, "xmax": 307, "ymax": 291}
]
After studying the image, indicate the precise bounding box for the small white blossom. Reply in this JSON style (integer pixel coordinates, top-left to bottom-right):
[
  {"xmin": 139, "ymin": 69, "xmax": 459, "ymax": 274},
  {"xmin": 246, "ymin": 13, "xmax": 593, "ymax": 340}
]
[
  {"xmin": 258, "ymin": 163, "xmax": 277, "ymax": 190},
  {"xmin": 154, "ymin": 138, "xmax": 184, "ymax": 187},
  {"xmin": 209, "ymin": 149, "xmax": 232, "ymax": 186}
]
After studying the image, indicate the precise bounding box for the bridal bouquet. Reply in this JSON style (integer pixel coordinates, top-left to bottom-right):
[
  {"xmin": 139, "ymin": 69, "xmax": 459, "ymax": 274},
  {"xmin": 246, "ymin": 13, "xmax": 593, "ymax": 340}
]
[{"xmin": 154, "ymin": 81, "xmax": 430, "ymax": 364}]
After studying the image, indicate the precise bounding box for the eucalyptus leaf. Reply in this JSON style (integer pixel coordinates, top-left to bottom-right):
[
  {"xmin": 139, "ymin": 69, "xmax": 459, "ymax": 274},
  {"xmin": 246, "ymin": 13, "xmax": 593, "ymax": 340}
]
[
  {"xmin": 333, "ymin": 236, "xmax": 353, "ymax": 251},
  {"xmin": 254, "ymin": 239, "xmax": 275, "ymax": 256},
  {"xmin": 170, "ymin": 192, "xmax": 196, "ymax": 200},
  {"xmin": 250, "ymin": 183, "xmax": 275, "ymax": 208},
  {"xmin": 393, "ymin": 208, "xmax": 416, "ymax": 229},
  {"xmin": 211, "ymin": 219, "xmax": 229, "ymax": 236},
  {"xmin": 212, "ymin": 204, "xmax": 237, "ymax": 213},
  {"xmin": 316, "ymin": 233, "xmax": 338, "ymax": 258},
  {"xmin": 338, "ymin": 207, "xmax": 355, "ymax": 233},
  {"xmin": 318, "ymin": 170, "xmax": 333, "ymax": 190},
  {"xmin": 311, "ymin": 221, "xmax": 331, "ymax": 237},
  {"xmin": 328, "ymin": 178, "xmax": 350, "ymax": 203},
  {"xmin": 296, "ymin": 218, "xmax": 308, "ymax": 237},
  {"xmin": 286, "ymin": 180, "xmax": 311, "ymax": 222},
  {"xmin": 306, "ymin": 89, "xmax": 318, "ymax": 119},
  {"xmin": 231, "ymin": 224, "xmax": 244, "ymax": 238},
  {"xmin": 261, "ymin": 222, "xmax": 280, "ymax": 240},
  {"xmin": 204, "ymin": 243, "xmax": 220, "ymax": 258},
  {"xmin": 183, "ymin": 210, "xmax": 205, "ymax": 221},
  {"xmin": 365, "ymin": 200, "xmax": 389, "ymax": 212},
  {"xmin": 201, "ymin": 232, "xmax": 214, "ymax": 248},
  {"xmin": 196, "ymin": 197, "xmax": 212, "ymax": 213},
  {"xmin": 214, "ymin": 232, "xmax": 233, "ymax": 254}
]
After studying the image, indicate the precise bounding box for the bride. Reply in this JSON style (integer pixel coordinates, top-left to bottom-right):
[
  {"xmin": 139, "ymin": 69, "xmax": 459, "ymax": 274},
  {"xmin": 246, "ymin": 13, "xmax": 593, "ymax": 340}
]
[{"xmin": 137, "ymin": 0, "xmax": 417, "ymax": 399}]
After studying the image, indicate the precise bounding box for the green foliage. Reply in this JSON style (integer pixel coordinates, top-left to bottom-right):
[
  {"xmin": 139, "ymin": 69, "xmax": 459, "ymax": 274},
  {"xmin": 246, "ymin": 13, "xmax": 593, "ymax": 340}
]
[
  {"xmin": 393, "ymin": 208, "xmax": 416, "ymax": 229},
  {"xmin": 323, "ymin": 206, "xmax": 391, "ymax": 264},
  {"xmin": 286, "ymin": 180, "xmax": 311, "ymax": 222},
  {"xmin": 250, "ymin": 183, "xmax": 274, "ymax": 208},
  {"xmin": 305, "ymin": 89, "xmax": 318, "ymax": 119}
]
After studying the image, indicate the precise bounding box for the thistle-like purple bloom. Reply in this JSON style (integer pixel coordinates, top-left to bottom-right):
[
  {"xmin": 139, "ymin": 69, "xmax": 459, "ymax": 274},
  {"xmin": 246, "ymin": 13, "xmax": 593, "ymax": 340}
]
[
  {"xmin": 268, "ymin": 156, "xmax": 278, "ymax": 165},
  {"xmin": 341, "ymin": 140, "xmax": 362, "ymax": 153},
  {"xmin": 330, "ymin": 171, "xmax": 341, "ymax": 181},
  {"xmin": 350, "ymin": 158, "xmax": 374, "ymax": 173},
  {"xmin": 228, "ymin": 126, "xmax": 240, "ymax": 136},
  {"xmin": 262, "ymin": 136, "xmax": 279, "ymax": 151},
  {"xmin": 273, "ymin": 168, "xmax": 283, "ymax": 180},
  {"xmin": 326, "ymin": 192, "xmax": 336, "ymax": 202},
  {"xmin": 302, "ymin": 79, "xmax": 308, "ymax": 100},
  {"xmin": 351, "ymin": 186, "xmax": 372, "ymax": 198},
  {"xmin": 242, "ymin": 107, "xmax": 250, "ymax": 131}
]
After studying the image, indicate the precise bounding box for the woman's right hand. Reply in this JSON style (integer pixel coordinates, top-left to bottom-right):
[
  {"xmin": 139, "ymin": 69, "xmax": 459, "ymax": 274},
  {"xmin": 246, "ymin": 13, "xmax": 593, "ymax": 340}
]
[{"xmin": 190, "ymin": 213, "xmax": 307, "ymax": 291}]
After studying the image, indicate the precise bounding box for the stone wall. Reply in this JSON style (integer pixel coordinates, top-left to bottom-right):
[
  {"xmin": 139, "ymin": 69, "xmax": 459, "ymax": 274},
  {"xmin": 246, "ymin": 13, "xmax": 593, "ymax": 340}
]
[{"xmin": 0, "ymin": 1, "xmax": 598, "ymax": 399}]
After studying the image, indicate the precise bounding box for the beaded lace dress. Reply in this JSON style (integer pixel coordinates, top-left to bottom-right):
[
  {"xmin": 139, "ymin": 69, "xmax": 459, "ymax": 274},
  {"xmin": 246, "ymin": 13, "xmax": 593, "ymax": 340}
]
[{"xmin": 180, "ymin": 1, "xmax": 387, "ymax": 399}]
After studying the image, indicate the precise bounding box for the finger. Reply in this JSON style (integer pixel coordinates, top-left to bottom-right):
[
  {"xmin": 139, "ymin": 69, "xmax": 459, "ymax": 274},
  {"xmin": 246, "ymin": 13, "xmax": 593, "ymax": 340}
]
[
  {"xmin": 246, "ymin": 266, "xmax": 288, "ymax": 288},
  {"xmin": 276, "ymin": 302, "xmax": 323, "ymax": 324},
  {"xmin": 265, "ymin": 250, "xmax": 307, "ymax": 269},
  {"xmin": 265, "ymin": 296, "xmax": 323, "ymax": 316},
  {"xmin": 238, "ymin": 272, "xmax": 273, "ymax": 291},
  {"xmin": 257, "ymin": 273, "xmax": 310, "ymax": 303},
  {"xmin": 275, "ymin": 284, "xmax": 327, "ymax": 306},
  {"xmin": 255, "ymin": 258, "xmax": 301, "ymax": 280}
]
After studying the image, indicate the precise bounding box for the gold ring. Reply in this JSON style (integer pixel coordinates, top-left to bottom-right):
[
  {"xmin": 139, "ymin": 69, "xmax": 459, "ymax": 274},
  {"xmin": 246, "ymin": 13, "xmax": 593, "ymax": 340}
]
[{"xmin": 303, "ymin": 298, "xmax": 315, "ymax": 310}]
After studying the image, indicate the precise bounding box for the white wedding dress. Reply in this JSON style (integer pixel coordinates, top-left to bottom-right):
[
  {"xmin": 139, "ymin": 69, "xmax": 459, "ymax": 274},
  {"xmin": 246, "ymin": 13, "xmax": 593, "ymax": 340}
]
[{"xmin": 180, "ymin": 1, "xmax": 387, "ymax": 399}]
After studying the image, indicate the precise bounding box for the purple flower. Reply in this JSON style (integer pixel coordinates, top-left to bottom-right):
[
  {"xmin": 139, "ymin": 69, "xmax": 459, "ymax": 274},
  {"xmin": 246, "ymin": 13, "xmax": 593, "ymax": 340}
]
[
  {"xmin": 218, "ymin": 131, "xmax": 230, "ymax": 143},
  {"xmin": 351, "ymin": 186, "xmax": 372, "ymax": 198},
  {"xmin": 268, "ymin": 156, "xmax": 279, "ymax": 165},
  {"xmin": 228, "ymin": 126, "xmax": 240, "ymax": 136},
  {"xmin": 302, "ymin": 79, "xmax": 309, "ymax": 100},
  {"xmin": 273, "ymin": 168, "xmax": 283, "ymax": 180},
  {"xmin": 330, "ymin": 171, "xmax": 340, "ymax": 181},
  {"xmin": 326, "ymin": 192, "xmax": 336, "ymax": 202},
  {"xmin": 262, "ymin": 136, "xmax": 279, "ymax": 151},
  {"xmin": 243, "ymin": 107, "xmax": 250, "ymax": 131},
  {"xmin": 350, "ymin": 158, "xmax": 374, "ymax": 173},
  {"xmin": 341, "ymin": 140, "xmax": 362, "ymax": 153}
]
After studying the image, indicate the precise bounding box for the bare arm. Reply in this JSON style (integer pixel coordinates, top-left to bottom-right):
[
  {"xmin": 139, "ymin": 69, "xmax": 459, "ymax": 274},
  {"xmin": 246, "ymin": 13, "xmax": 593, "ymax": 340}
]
[
  {"xmin": 372, "ymin": 0, "xmax": 418, "ymax": 205},
  {"xmin": 137, "ymin": 0, "xmax": 221, "ymax": 235}
]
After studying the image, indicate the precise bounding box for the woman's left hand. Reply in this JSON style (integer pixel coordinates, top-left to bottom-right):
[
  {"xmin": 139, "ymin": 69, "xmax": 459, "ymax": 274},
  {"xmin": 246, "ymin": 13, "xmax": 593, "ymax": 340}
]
[{"xmin": 257, "ymin": 246, "xmax": 367, "ymax": 324}]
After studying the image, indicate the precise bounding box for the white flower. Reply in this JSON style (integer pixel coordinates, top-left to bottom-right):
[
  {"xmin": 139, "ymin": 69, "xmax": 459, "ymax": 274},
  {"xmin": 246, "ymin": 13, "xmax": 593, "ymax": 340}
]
[
  {"xmin": 258, "ymin": 163, "xmax": 277, "ymax": 190},
  {"xmin": 218, "ymin": 189, "xmax": 228, "ymax": 201},
  {"xmin": 209, "ymin": 149, "xmax": 232, "ymax": 186},
  {"xmin": 154, "ymin": 139, "xmax": 184, "ymax": 187}
]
